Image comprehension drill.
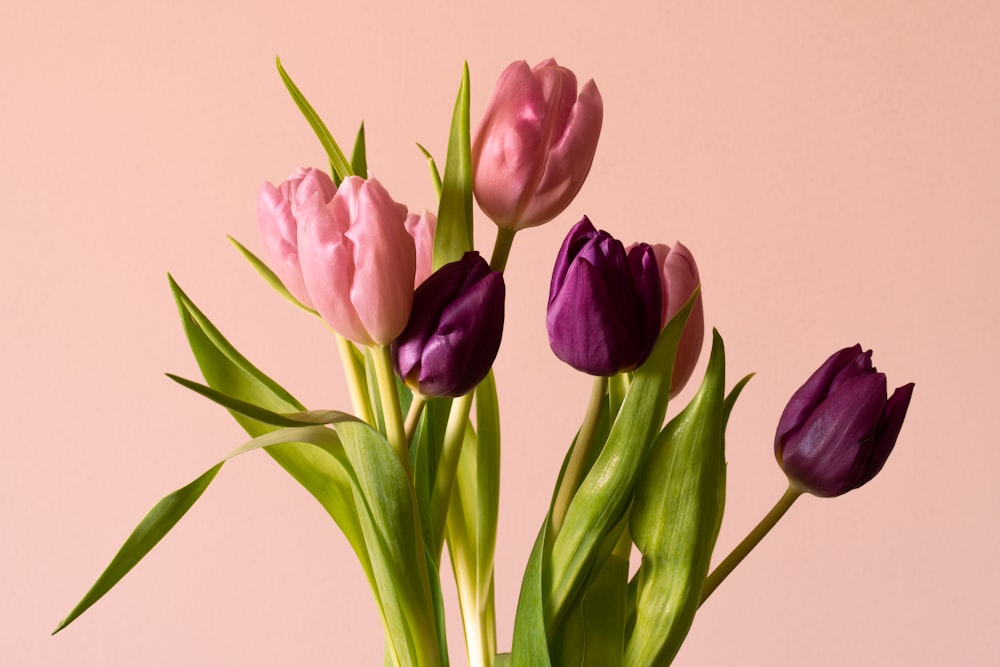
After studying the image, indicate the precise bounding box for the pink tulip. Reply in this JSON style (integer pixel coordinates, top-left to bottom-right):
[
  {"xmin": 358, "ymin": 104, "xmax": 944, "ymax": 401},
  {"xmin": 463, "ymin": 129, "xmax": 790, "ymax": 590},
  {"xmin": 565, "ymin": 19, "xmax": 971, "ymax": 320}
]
[
  {"xmin": 405, "ymin": 209, "xmax": 437, "ymax": 287},
  {"xmin": 257, "ymin": 167, "xmax": 337, "ymax": 307},
  {"xmin": 651, "ymin": 242, "xmax": 704, "ymax": 397},
  {"xmin": 297, "ymin": 176, "xmax": 416, "ymax": 346},
  {"xmin": 472, "ymin": 58, "xmax": 603, "ymax": 231}
]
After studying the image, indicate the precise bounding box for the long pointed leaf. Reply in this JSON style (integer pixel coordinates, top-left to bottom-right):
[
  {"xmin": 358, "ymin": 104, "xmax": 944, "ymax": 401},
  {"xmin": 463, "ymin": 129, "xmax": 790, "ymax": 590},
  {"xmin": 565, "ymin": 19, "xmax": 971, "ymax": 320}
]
[
  {"xmin": 168, "ymin": 276, "xmax": 372, "ymax": 582},
  {"xmin": 228, "ymin": 236, "xmax": 317, "ymax": 315},
  {"xmin": 433, "ymin": 62, "xmax": 473, "ymax": 270},
  {"xmin": 275, "ymin": 57, "xmax": 353, "ymax": 180},
  {"xmin": 53, "ymin": 464, "xmax": 223, "ymax": 633},
  {"xmin": 55, "ymin": 423, "xmax": 354, "ymax": 634}
]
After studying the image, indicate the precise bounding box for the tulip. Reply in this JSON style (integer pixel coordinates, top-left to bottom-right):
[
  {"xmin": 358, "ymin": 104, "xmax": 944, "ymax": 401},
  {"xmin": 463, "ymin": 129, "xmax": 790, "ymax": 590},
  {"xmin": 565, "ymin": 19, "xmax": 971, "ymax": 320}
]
[
  {"xmin": 775, "ymin": 345, "xmax": 915, "ymax": 497},
  {"xmin": 651, "ymin": 242, "xmax": 704, "ymax": 397},
  {"xmin": 392, "ymin": 252, "xmax": 505, "ymax": 397},
  {"xmin": 297, "ymin": 175, "xmax": 416, "ymax": 346},
  {"xmin": 257, "ymin": 167, "xmax": 337, "ymax": 307},
  {"xmin": 547, "ymin": 217, "xmax": 661, "ymax": 376},
  {"xmin": 405, "ymin": 209, "xmax": 437, "ymax": 287},
  {"xmin": 472, "ymin": 58, "xmax": 603, "ymax": 231}
]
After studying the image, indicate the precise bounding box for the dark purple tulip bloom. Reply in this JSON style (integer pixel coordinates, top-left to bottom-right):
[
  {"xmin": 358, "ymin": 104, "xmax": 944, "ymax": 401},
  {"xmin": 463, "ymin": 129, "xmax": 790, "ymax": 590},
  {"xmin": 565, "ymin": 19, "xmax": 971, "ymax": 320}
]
[
  {"xmin": 775, "ymin": 345, "xmax": 915, "ymax": 497},
  {"xmin": 392, "ymin": 252, "xmax": 505, "ymax": 397},
  {"xmin": 547, "ymin": 217, "xmax": 662, "ymax": 376}
]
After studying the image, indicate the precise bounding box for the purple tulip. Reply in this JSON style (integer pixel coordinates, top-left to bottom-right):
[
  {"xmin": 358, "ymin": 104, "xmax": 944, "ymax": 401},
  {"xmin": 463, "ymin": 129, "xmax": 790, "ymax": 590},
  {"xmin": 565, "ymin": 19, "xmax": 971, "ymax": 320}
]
[
  {"xmin": 775, "ymin": 345, "xmax": 915, "ymax": 497},
  {"xmin": 392, "ymin": 252, "xmax": 505, "ymax": 397},
  {"xmin": 257, "ymin": 167, "xmax": 337, "ymax": 308},
  {"xmin": 472, "ymin": 59, "xmax": 603, "ymax": 231},
  {"xmin": 547, "ymin": 217, "xmax": 662, "ymax": 376}
]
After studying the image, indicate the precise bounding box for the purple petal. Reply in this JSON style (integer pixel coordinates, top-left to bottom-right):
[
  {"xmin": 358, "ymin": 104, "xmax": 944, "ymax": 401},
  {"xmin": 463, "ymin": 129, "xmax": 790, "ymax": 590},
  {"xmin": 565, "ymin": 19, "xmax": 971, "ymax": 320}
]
[{"xmin": 779, "ymin": 372, "xmax": 887, "ymax": 496}]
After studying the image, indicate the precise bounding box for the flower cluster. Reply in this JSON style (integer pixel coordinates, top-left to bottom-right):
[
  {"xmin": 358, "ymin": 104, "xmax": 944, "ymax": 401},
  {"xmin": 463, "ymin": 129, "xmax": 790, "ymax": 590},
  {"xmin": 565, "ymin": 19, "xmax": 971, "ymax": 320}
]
[{"xmin": 59, "ymin": 56, "xmax": 916, "ymax": 667}]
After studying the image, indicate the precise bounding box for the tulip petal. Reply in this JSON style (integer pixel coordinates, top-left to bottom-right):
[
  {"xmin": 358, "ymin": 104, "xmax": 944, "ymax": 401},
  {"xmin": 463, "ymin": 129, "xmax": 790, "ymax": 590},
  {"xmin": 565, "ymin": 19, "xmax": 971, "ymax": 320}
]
[
  {"xmin": 298, "ymin": 188, "xmax": 371, "ymax": 345},
  {"xmin": 524, "ymin": 78, "xmax": 603, "ymax": 227},
  {"xmin": 547, "ymin": 256, "xmax": 630, "ymax": 376},
  {"xmin": 779, "ymin": 372, "xmax": 887, "ymax": 496},
  {"xmin": 853, "ymin": 382, "xmax": 915, "ymax": 489},
  {"xmin": 257, "ymin": 180, "xmax": 315, "ymax": 308},
  {"xmin": 627, "ymin": 243, "xmax": 663, "ymax": 369},
  {"xmin": 345, "ymin": 179, "xmax": 415, "ymax": 345},
  {"xmin": 775, "ymin": 344, "xmax": 866, "ymax": 455}
]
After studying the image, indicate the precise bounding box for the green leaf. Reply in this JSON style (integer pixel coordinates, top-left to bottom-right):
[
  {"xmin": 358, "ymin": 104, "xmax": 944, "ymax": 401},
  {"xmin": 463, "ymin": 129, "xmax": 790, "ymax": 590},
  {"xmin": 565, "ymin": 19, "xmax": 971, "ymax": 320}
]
[
  {"xmin": 417, "ymin": 143, "xmax": 443, "ymax": 199},
  {"xmin": 275, "ymin": 56, "xmax": 353, "ymax": 181},
  {"xmin": 166, "ymin": 373, "xmax": 355, "ymax": 428},
  {"xmin": 54, "ymin": 423, "xmax": 355, "ymax": 635},
  {"xmin": 167, "ymin": 276, "xmax": 372, "ymax": 584},
  {"xmin": 626, "ymin": 330, "xmax": 727, "ymax": 666},
  {"xmin": 473, "ymin": 372, "xmax": 500, "ymax": 597},
  {"xmin": 227, "ymin": 236, "xmax": 317, "ymax": 315},
  {"xmin": 551, "ymin": 525, "xmax": 630, "ymax": 667},
  {"xmin": 351, "ymin": 122, "xmax": 368, "ymax": 177},
  {"xmin": 510, "ymin": 525, "xmax": 553, "ymax": 667},
  {"xmin": 54, "ymin": 464, "xmax": 223, "ymax": 633},
  {"xmin": 413, "ymin": 396, "xmax": 453, "ymax": 552},
  {"xmin": 545, "ymin": 292, "xmax": 697, "ymax": 632},
  {"xmin": 433, "ymin": 62, "xmax": 473, "ymax": 271},
  {"xmin": 337, "ymin": 420, "xmax": 443, "ymax": 667}
]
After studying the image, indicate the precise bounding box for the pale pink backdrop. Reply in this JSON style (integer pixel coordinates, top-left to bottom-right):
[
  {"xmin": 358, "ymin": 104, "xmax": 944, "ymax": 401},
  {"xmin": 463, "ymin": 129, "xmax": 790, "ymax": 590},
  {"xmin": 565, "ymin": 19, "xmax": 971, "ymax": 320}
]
[{"xmin": 3, "ymin": 1, "xmax": 998, "ymax": 664}]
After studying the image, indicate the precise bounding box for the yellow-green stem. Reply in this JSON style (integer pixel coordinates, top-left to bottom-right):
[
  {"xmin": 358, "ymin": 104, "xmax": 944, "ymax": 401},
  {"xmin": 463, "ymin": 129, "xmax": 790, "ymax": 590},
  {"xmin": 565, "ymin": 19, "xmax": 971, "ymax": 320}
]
[
  {"xmin": 550, "ymin": 376, "xmax": 608, "ymax": 535},
  {"xmin": 700, "ymin": 484, "xmax": 802, "ymax": 605},
  {"xmin": 335, "ymin": 333, "xmax": 374, "ymax": 425},
  {"xmin": 405, "ymin": 393, "xmax": 429, "ymax": 446},
  {"xmin": 489, "ymin": 227, "xmax": 516, "ymax": 272},
  {"xmin": 372, "ymin": 345, "xmax": 411, "ymax": 476},
  {"xmin": 431, "ymin": 392, "xmax": 475, "ymax": 552},
  {"xmin": 373, "ymin": 345, "xmax": 441, "ymax": 667}
]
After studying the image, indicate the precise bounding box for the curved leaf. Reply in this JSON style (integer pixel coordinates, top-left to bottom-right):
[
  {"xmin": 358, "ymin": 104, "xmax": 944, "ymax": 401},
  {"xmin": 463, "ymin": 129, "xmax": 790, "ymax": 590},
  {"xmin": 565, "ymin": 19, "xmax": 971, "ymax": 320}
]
[{"xmin": 626, "ymin": 330, "xmax": 727, "ymax": 666}]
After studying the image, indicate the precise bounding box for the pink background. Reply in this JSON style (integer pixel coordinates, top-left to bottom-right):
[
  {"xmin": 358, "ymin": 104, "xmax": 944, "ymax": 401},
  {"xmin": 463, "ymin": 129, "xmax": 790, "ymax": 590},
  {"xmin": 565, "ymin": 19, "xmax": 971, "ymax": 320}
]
[{"xmin": 3, "ymin": 1, "xmax": 998, "ymax": 664}]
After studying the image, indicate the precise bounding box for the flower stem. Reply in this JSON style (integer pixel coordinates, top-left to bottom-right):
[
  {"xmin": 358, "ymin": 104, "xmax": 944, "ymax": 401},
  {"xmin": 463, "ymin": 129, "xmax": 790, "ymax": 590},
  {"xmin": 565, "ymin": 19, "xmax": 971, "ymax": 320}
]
[
  {"xmin": 489, "ymin": 227, "xmax": 517, "ymax": 272},
  {"xmin": 550, "ymin": 376, "xmax": 608, "ymax": 535},
  {"xmin": 700, "ymin": 484, "xmax": 803, "ymax": 605},
  {"xmin": 432, "ymin": 392, "xmax": 475, "ymax": 552},
  {"xmin": 335, "ymin": 333, "xmax": 375, "ymax": 425},
  {"xmin": 373, "ymin": 345, "xmax": 441, "ymax": 667},
  {"xmin": 372, "ymin": 345, "xmax": 412, "ymax": 476},
  {"xmin": 405, "ymin": 393, "xmax": 429, "ymax": 446}
]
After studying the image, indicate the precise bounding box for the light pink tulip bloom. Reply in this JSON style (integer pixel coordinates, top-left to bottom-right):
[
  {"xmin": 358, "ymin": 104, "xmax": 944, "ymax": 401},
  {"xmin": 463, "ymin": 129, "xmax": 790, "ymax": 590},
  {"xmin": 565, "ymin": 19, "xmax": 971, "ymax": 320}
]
[
  {"xmin": 405, "ymin": 209, "xmax": 437, "ymax": 287},
  {"xmin": 472, "ymin": 58, "xmax": 603, "ymax": 231},
  {"xmin": 298, "ymin": 176, "xmax": 416, "ymax": 346},
  {"xmin": 257, "ymin": 167, "xmax": 337, "ymax": 308},
  {"xmin": 651, "ymin": 242, "xmax": 705, "ymax": 397}
]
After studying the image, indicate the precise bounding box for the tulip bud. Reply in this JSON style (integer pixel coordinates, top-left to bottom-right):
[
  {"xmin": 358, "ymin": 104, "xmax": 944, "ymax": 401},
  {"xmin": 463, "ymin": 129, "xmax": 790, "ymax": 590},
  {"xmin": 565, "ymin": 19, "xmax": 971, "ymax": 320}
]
[
  {"xmin": 651, "ymin": 242, "xmax": 704, "ymax": 397},
  {"xmin": 392, "ymin": 252, "xmax": 505, "ymax": 397},
  {"xmin": 775, "ymin": 345, "xmax": 915, "ymax": 497},
  {"xmin": 257, "ymin": 167, "xmax": 337, "ymax": 308},
  {"xmin": 405, "ymin": 209, "xmax": 437, "ymax": 287},
  {"xmin": 547, "ymin": 217, "xmax": 662, "ymax": 376},
  {"xmin": 472, "ymin": 58, "xmax": 603, "ymax": 231},
  {"xmin": 297, "ymin": 175, "xmax": 416, "ymax": 346}
]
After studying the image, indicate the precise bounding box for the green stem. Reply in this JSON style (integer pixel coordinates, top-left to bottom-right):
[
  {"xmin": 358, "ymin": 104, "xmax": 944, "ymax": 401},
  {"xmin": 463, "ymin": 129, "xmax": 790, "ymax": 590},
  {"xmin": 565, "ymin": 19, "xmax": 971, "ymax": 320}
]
[
  {"xmin": 489, "ymin": 227, "xmax": 516, "ymax": 272},
  {"xmin": 550, "ymin": 376, "xmax": 608, "ymax": 535},
  {"xmin": 431, "ymin": 392, "xmax": 475, "ymax": 553},
  {"xmin": 405, "ymin": 393, "xmax": 429, "ymax": 446},
  {"xmin": 373, "ymin": 345, "xmax": 441, "ymax": 667},
  {"xmin": 700, "ymin": 484, "xmax": 803, "ymax": 605},
  {"xmin": 372, "ymin": 345, "xmax": 411, "ymax": 476},
  {"xmin": 335, "ymin": 333, "xmax": 374, "ymax": 425}
]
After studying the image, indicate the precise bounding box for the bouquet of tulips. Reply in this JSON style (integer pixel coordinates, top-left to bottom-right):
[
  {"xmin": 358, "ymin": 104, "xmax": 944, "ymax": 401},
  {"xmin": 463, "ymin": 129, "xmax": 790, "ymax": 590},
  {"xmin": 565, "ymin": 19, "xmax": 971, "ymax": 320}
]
[{"xmin": 55, "ymin": 58, "xmax": 915, "ymax": 666}]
